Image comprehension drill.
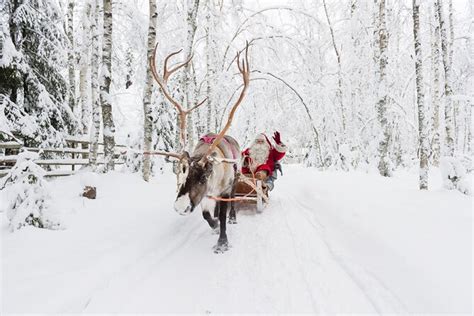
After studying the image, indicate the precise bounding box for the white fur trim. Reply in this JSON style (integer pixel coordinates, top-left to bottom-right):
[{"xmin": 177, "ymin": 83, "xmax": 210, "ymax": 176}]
[
  {"xmin": 255, "ymin": 133, "xmax": 266, "ymax": 141},
  {"xmin": 274, "ymin": 142, "xmax": 287, "ymax": 153}
]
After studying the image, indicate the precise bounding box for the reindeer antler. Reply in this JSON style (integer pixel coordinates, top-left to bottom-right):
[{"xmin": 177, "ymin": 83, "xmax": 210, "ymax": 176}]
[
  {"xmin": 150, "ymin": 43, "xmax": 207, "ymax": 150},
  {"xmin": 200, "ymin": 42, "xmax": 250, "ymax": 163}
]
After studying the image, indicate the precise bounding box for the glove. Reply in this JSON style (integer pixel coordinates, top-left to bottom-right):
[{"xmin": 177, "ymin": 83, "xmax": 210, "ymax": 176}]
[{"xmin": 273, "ymin": 131, "xmax": 282, "ymax": 144}]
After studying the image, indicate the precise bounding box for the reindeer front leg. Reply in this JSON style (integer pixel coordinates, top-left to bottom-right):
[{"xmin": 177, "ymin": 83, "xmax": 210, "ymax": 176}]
[
  {"xmin": 201, "ymin": 198, "xmax": 218, "ymax": 230},
  {"xmin": 214, "ymin": 198, "xmax": 229, "ymax": 253}
]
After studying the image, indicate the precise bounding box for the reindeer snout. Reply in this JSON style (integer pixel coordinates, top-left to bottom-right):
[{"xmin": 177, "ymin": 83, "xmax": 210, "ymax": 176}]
[{"xmin": 174, "ymin": 193, "xmax": 193, "ymax": 215}]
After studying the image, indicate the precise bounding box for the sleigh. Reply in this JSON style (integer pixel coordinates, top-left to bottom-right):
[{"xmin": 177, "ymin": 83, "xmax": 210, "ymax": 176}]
[{"xmin": 234, "ymin": 173, "xmax": 269, "ymax": 213}]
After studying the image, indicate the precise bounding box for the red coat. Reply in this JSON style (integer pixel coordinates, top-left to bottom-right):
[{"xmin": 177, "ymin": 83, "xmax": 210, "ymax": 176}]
[{"xmin": 241, "ymin": 143, "xmax": 286, "ymax": 175}]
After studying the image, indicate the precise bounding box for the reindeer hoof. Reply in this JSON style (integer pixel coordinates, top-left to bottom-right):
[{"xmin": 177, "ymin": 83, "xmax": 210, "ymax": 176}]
[
  {"xmin": 228, "ymin": 217, "xmax": 237, "ymax": 224},
  {"xmin": 213, "ymin": 241, "xmax": 229, "ymax": 253}
]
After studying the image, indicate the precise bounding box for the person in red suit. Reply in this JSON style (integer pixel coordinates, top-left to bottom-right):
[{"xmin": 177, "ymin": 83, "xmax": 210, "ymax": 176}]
[{"xmin": 241, "ymin": 131, "xmax": 287, "ymax": 191}]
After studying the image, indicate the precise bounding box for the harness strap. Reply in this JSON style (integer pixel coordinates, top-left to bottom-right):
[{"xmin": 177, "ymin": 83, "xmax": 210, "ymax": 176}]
[{"xmin": 200, "ymin": 135, "xmax": 239, "ymax": 160}]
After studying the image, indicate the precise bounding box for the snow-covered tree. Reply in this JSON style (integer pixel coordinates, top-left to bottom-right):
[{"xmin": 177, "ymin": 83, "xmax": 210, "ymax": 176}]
[
  {"xmin": 78, "ymin": 2, "xmax": 92, "ymax": 135},
  {"xmin": 440, "ymin": 157, "xmax": 471, "ymax": 195},
  {"xmin": 375, "ymin": 0, "xmax": 391, "ymax": 177},
  {"xmin": 124, "ymin": 132, "xmax": 142, "ymax": 173},
  {"xmin": 89, "ymin": 0, "xmax": 101, "ymax": 169},
  {"xmin": 100, "ymin": 0, "xmax": 116, "ymax": 172},
  {"xmin": 0, "ymin": 0, "xmax": 76, "ymax": 146},
  {"xmin": 1, "ymin": 151, "xmax": 59, "ymax": 231},
  {"xmin": 436, "ymin": 0, "xmax": 455, "ymax": 156},
  {"xmin": 142, "ymin": 0, "xmax": 158, "ymax": 182},
  {"xmin": 182, "ymin": 0, "xmax": 201, "ymax": 151},
  {"xmin": 412, "ymin": 0, "xmax": 428, "ymax": 190},
  {"xmin": 430, "ymin": 2, "xmax": 442, "ymax": 166},
  {"xmin": 67, "ymin": 0, "xmax": 76, "ymax": 114}
]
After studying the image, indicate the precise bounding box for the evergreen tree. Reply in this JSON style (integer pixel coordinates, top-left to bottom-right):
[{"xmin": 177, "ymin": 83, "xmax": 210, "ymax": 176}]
[{"xmin": 0, "ymin": 0, "xmax": 76, "ymax": 146}]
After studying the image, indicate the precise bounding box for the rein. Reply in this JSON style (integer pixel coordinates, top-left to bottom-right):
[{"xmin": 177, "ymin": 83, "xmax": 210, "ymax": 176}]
[{"xmin": 207, "ymin": 169, "xmax": 261, "ymax": 202}]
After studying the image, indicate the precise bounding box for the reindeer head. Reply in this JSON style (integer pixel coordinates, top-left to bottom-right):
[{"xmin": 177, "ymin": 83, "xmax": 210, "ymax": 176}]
[
  {"xmin": 149, "ymin": 42, "xmax": 250, "ymax": 215},
  {"xmin": 174, "ymin": 153, "xmax": 213, "ymax": 215}
]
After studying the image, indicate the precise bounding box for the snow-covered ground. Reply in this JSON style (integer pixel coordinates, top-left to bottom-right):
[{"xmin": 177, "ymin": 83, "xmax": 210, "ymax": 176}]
[{"xmin": 1, "ymin": 166, "xmax": 472, "ymax": 314}]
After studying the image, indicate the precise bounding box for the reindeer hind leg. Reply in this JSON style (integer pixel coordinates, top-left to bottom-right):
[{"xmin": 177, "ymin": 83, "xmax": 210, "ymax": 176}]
[{"xmin": 228, "ymin": 179, "xmax": 237, "ymax": 224}]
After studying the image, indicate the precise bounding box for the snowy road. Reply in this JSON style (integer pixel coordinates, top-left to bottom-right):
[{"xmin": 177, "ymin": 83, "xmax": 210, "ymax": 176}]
[{"xmin": 2, "ymin": 166, "xmax": 472, "ymax": 313}]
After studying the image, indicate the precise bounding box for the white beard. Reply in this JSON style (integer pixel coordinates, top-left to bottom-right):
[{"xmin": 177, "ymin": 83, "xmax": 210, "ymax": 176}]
[{"xmin": 249, "ymin": 142, "xmax": 270, "ymax": 172}]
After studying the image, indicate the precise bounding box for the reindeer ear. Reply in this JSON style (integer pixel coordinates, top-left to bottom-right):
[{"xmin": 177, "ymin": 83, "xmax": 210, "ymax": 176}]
[{"xmin": 182, "ymin": 151, "xmax": 190, "ymax": 160}]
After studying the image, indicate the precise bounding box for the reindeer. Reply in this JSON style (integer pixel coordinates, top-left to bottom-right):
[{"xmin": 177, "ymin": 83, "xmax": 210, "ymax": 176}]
[{"xmin": 148, "ymin": 43, "xmax": 250, "ymax": 253}]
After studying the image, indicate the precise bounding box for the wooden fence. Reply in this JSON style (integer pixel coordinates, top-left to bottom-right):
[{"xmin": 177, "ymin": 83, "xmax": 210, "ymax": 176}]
[{"xmin": 0, "ymin": 137, "xmax": 127, "ymax": 178}]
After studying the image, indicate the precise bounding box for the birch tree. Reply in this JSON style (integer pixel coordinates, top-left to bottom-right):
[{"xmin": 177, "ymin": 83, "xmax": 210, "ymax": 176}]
[
  {"xmin": 467, "ymin": 0, "xmax": 473, "ymax": 155},
  {"xmin": 376, "ymin": 0, "xmax": 391, "ymax": 177},
  {"xmin": 322, "ymin": 0, "xmax": 346, "ymax": 139},
  {"xmin": 79, "ymin": 3, "xmax": 92, "ymax": 135},
  {"xmin": 100, "ymin": 0, "xmax": 116, "ymax": 172},
  {"xmin": 205, "ymin": 0, "xmax": 217, "ymax": 133},
  {"xmin": 142, "ymin": 0, "xmax": 158, "ymax": 181},
  {"xmin": 182, "ymin": 0, "xmax": 200, "ymax": 151},
  {"xmin": 67, "ymin": 0, "xmax": 76, "ymax": 114},
  {"xmin": 436, "ymin": 0, "xmax": 455, "ymax": 156},
  {"xmin": 412, "ymin": 0, "xmax": 428, "ymax": 190},
  {"xmin": 430, "ymin": 2, "xmax": 441, "ymax": 166},
  {"xmin": 89, "ymin": 0, "xmax": 101, "ymax": 169}
]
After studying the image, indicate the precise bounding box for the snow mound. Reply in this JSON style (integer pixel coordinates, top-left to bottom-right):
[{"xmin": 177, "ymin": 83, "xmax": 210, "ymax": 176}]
[
  {"xmin": 440, "ymin": 156, "xmax": 472, "ymax": 195},
  {"xmin": 1, "ymin": 151, "xmax": 60, "ymax": 231}
]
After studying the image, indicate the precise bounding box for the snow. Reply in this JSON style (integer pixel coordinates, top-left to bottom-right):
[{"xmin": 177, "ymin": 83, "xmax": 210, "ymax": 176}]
[
  {"xmin": 440, "ymin": 156, "xmax": 472, "ymax": 195},
  {"xmin": 1, "ymin": 166, "xmax": 471, "ymax": 313}
]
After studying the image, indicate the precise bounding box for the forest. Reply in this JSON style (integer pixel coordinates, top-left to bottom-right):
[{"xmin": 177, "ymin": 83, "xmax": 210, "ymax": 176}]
[
  {"xmin": 0, "ymin": 0, "xmax": 472, "ymax": 314},
  {"xmin": 1, "ymin": 0, "xmax": 472, "ymax": 185}
]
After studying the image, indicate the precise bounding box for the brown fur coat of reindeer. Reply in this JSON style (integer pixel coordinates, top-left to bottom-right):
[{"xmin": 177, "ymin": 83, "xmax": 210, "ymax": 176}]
[{"xmin": 148, "ymin": 43, "xmax": 250, "ymax": 253}]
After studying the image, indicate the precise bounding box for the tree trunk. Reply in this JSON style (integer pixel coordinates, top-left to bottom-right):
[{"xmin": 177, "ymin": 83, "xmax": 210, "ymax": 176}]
[
  {"xmin": 467, "ymin": 2, "xmax": 473, "ymax": 154},
  {"xmin": 431, "ymin": 2, "xmax": 441, "ymax": 166},
  {"xmin": 436, "ymin": 0, "xmax": 455, "ymax": 156},
  {"xmin": 183, "ymin": 0, "xmax": 200, "ymax": 151},
  {"xmin": 323, "ymin": 0, "xmax": 346, "ymax": 138},
  {"xmin": 349, "ymin": 0, "xmax": 359, "ymax": 133},
  {"xmin": 142, "ymin": 0, "xmax": 158, "ymax": 182},
  {"xmin": 67, "ymin": 0, "xmax": 76, "ymax": 114},
  {"xmin": 412, "ymin": 0, "xmax": 428, "ymax": 190},
  {"xmin": 466, "ymin": 101, "xmax": 472, "ymax": 154},
  {"xmin": 125, "ymin": 47, "xmax": 133, "ymax": 89},
  {"xmin": 205, "ymin": 0, "xmax": 215, "ymax": 133},
  {"xmin": 100, "ymin": 0, "xmax": 115, "ymax": 172},
  {"xmin": 448, "ymin": 0, "xmax": 454, "ymax": 69},
  {"xmin": 79, "ymin": 3, "xmax": 92, "ymax": 136},
  {"xmin": 89, "ymin": 0, "xmax": 101, "ymax": 169},
  {"xmin": 376, "ymin": 0, "xmax": 391, "ymax": 177}
]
